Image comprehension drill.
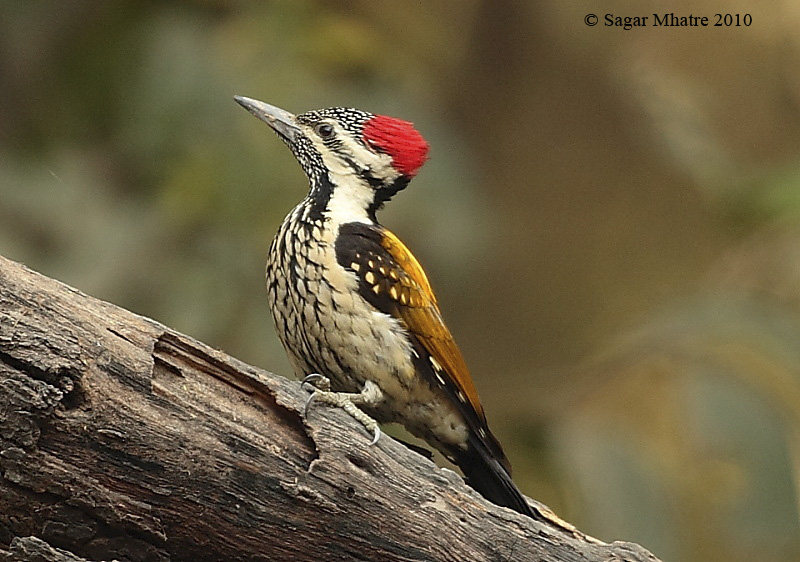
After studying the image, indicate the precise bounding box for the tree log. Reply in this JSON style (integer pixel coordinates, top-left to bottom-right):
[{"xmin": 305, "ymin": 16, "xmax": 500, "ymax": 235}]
[{"xmin": 0, "ymin": 255, "xmax": 661, "ymax": 562}]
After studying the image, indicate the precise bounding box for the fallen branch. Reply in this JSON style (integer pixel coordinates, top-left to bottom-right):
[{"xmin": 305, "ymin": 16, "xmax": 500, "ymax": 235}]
[{"xmin": 0, "ymin": 255, "xmax": 660, "ymax": 562}]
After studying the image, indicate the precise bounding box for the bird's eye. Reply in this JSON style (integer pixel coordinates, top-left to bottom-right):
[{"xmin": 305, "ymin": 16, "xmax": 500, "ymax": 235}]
[{"xmin": 315, "ymin": 123, "xmax": 335, "ymax": 139}]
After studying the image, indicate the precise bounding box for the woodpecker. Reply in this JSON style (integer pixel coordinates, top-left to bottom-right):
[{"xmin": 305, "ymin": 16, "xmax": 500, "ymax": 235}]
[{"xmin": 235, "ymin": 95, "xmax": 537, "ymax": 519}]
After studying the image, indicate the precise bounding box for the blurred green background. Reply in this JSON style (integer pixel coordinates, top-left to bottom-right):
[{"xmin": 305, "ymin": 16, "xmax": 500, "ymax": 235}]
[{"xmin": 3, "ymin": 1, "xmax": 800, "ymax": 560}]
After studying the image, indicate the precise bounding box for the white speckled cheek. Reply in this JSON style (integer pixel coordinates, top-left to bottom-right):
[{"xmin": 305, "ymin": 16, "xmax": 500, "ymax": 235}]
[{"xmin": 310, "ymin": 123, "xmax": 400, "ymax": 187}]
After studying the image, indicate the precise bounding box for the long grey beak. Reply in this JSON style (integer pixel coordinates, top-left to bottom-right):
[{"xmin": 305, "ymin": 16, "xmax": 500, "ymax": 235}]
[{"xmin": 234, "ymin": 96, "xmax": 300, "ymax": 142}]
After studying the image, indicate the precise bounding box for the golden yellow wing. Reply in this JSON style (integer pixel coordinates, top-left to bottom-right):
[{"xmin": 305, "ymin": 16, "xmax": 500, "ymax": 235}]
[{"xmin": 378, "ymin": 229, "xmax": 487, "ymax": 419}]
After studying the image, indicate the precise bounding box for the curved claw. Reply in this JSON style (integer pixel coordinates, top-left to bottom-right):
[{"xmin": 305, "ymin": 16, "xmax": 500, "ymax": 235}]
[
  {"xmin": 303, "ymin": 390, "xmax": 317, "ymax": 418},
  {"xmin": 298, "ymin": 376, "xmax": 383, "ymax": 445},
  {"xmin": 301, "ymin": 373, "xmax": 327, "ymax": 390},
  {"xmin": 369, "ymin": 425, "xmax": 381, "ymax": 446}
]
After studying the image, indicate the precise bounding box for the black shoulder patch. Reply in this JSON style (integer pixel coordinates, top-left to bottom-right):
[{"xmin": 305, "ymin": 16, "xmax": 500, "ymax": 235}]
[{"xmin": 335, "ymin": 222, "xmax": 409, "ymax": 315}]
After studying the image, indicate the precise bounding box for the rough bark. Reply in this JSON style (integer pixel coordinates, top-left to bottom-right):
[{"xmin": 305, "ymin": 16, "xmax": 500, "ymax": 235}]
[{"xmin": 0, "ymin": 255, "xmax": 661, "ymax": 562}]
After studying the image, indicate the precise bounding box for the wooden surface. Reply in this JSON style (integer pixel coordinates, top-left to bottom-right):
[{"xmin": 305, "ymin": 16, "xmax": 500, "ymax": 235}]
[{"xmin": 0, "ymin": 255, "xmax": 661, "ymax": 562}]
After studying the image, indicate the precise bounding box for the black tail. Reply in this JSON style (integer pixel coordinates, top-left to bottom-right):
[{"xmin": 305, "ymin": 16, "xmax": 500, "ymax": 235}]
[{"xmin": 455, "ymin": 433, "xmax": 540, "ymax": 520}]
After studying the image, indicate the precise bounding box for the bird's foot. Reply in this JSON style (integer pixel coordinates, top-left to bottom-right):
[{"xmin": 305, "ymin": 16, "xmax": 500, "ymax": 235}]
[{"xmin": 301, "ymin": 374, "xmax": 383, "ymax": 445}]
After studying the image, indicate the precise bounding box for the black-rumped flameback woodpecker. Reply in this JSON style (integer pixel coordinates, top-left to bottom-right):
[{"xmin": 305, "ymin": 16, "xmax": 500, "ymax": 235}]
[{"xmin": 235, "ymin": 95, "xmax": 537, "ymax": 519}]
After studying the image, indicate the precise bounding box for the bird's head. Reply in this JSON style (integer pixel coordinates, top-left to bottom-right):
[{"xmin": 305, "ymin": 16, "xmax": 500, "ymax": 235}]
[{"xmin": 235, "ymin": 96, "xmax": 429, "ymax": 221}]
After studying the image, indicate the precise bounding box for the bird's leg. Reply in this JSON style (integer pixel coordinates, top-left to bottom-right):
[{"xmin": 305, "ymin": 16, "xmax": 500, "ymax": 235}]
[{"xmin": 301, "ymin": 375, "xmax": 384, "ymax": 445}]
